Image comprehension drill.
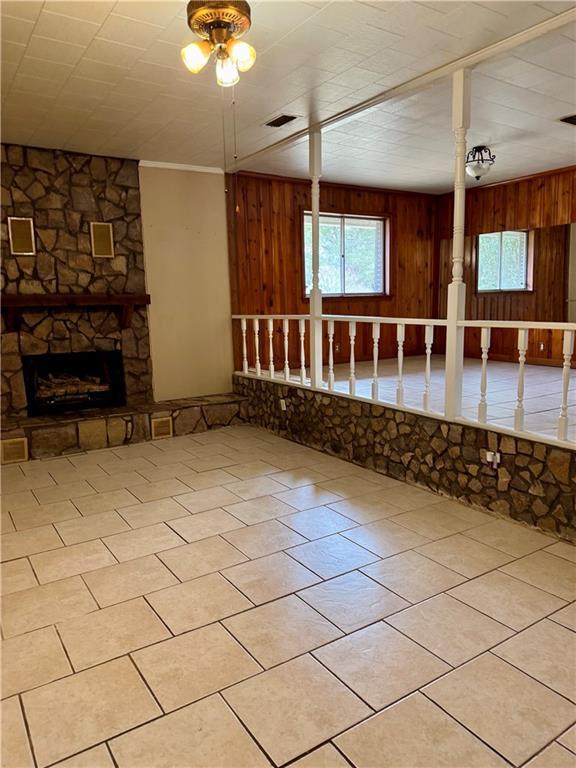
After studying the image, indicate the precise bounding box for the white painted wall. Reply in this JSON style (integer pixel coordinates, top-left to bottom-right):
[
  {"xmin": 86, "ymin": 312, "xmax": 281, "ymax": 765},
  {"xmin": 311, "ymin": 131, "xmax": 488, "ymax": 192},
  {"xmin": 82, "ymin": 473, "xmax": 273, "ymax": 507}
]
[{"xmin": 139, "ymin": 164, "xmax": 234, "ymax": 401}]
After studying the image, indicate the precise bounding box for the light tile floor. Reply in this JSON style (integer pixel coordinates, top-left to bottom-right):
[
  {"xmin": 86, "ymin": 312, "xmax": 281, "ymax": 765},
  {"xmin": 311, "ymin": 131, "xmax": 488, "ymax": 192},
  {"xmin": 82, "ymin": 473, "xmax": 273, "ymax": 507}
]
[
  {"xmin": 294, "ymin": 356, "xmax": 576, "ymax": 443},
  {"xmin": 1, "ymin": 425, "xmax": 575, "ymax": 768}
]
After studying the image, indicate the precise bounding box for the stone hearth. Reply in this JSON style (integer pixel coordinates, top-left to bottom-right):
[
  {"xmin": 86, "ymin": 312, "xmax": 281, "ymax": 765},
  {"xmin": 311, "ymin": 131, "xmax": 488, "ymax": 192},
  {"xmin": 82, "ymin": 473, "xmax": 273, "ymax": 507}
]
[{"xmin": 2, "ymin": 394, "xmax": 246, "ymax": 459}]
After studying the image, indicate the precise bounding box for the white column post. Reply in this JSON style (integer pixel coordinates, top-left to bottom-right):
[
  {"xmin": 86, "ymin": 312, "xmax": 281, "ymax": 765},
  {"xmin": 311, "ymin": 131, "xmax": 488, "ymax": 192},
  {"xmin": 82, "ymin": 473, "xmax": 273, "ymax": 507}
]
[
  {"xmin": 253, "ymin": 318, "xmax": 261, "ymax": 377},
  {"xmin": 283, "ymin": 319, "xmax": 290, "ymax": 381},
  {"xmin": 309, "ymin": 127, "xmax": 323, "ymax": 389},
  {"xmin": 240, "ymin": 317, "xmax": 248, "ymax": 374},
  {"xmin": 371, "ymin": 322, "xmax": 380, "ymax": 401},
  {"xmin": 299, "ymin": 318, "xmax": 307, "ymax": 384},
  {"xmin": 327, "ymin": 320, "xmax": 335, "ymax": 390},
  {"xmin": 396, "ymin": 323, "xmax": 405, "ymax": 406},
  {"xmin": 444, "ymin": 69, "xmax": 470, "ymax": 420},
  {"xmin": 514, "ymin": 328, "xmax": 529, "ymax": 431},
  {"xmin": 267, "ymin": 318, "xmax": 275, "ymax": 378},
  {"xmin": 423, "ymin": 324, "xmax": 434, "ymax": 411},
  {"xmin": 349, "ymin": 320, "xmax": 356, "ymax": 396},
  {"xmin": 558, "ymin": 329, "xmax": 575, "ymax": 441},
  {"xmin": 478, "ymin": 327, "xmax": 491, "ymax": 423}
]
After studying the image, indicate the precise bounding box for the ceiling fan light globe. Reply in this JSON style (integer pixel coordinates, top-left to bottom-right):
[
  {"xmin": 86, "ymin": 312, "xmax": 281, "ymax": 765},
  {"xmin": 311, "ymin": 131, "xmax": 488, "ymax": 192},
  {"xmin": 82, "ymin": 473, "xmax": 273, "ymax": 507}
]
[
  {"xmin": 181, "ymin": 40, "xmax": 212, "ymax": 73},
  {"xmin": 216, "ymin": 56, "xmax": 240, "ymax": 87},
  {"xmin": 228, "ymin": 40, "xmax": 256, "ymax": 72}
]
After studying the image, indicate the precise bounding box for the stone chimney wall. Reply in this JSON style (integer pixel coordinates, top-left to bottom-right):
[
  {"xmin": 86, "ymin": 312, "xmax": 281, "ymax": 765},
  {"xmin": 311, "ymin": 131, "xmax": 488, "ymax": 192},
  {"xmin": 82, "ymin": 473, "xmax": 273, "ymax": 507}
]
[{"xmin": 1, "ymin": 144, "xmax": 153, "ymax": 417}]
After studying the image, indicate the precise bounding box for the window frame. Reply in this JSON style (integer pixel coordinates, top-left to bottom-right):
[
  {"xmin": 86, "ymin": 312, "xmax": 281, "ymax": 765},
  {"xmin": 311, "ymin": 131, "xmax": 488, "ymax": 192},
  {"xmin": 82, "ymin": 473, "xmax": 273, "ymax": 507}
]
[
  {"xmin": 475, "ymin": 229, "xmax": 534, "ymax": 294},
  {"xmin": 301, "ymin": 210, "xmax": 390, "ymax": 300}
]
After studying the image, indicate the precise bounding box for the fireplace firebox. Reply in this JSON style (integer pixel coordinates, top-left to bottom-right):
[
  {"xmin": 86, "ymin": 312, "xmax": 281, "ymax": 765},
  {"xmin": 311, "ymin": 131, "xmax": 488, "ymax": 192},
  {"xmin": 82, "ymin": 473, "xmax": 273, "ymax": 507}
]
[{"xmin": 22, "ymin": 351, "xmax": 126, "ymax": 416}]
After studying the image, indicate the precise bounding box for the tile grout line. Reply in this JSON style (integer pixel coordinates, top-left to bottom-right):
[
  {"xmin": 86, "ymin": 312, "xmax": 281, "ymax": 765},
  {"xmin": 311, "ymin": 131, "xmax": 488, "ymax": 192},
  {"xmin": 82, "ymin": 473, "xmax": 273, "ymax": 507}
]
[
  {"xmin": 418, "ymin": 686, "xmax": 518, "ymax": 767},
  {"xmin": 17, "ymin": 692, "xmax": 40, "ymax": 768}
]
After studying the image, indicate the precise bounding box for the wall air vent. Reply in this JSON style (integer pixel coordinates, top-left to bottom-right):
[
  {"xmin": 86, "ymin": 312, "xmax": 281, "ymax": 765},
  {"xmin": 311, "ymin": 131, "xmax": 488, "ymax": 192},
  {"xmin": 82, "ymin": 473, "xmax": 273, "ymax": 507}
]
[
  {"xmin": 151, "ymin": 416, "xmax": 173, "ymax": 440},
  {"xmin": 559, "ymin": 114, "xmax": 576, "ymax": 126},
  {"xmin": 265, "ymin": 114, "xmax": 297, "ymax": 128},
  {"xmin": 2, "ymin": 437, "xmax": 29, "ymax": 464}
]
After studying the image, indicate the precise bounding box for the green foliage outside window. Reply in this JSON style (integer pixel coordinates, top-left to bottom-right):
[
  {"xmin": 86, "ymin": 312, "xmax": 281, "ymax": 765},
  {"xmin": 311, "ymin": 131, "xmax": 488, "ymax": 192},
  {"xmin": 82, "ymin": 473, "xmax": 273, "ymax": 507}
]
[
  {"xmin": 304, "ymin": 213, "xmax": 385, "ymax": 296},
  {"xmin": 477, "ymin": 230, "xmax": 528, "ymax": 291}
]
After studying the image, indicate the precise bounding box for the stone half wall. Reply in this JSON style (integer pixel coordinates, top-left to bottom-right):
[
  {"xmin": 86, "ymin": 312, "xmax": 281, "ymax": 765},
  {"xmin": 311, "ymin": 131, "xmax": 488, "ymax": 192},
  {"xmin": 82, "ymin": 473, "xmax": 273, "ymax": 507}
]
[
  {"xmin": 1, "ymin": 144, "xmax": 153, "ymax": 417},
  {"xmin": 233, "ymin": 375, "xmax": 576, "ymax": 541}
]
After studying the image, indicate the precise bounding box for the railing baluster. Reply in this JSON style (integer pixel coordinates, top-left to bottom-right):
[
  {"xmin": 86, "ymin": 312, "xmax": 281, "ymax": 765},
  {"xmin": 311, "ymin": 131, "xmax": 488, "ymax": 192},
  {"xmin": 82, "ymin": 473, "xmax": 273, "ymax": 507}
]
[
  {"xmin": 283, "ymin": 319, "xmax": 290, "ymax": 381},
  {"xmin": 240, "ymin": 318, "xmax": 248, "ymax": 374},
  {"xmin": 514, "ymin": 328, "xmax": 529, "ymax": 431},
  {"xmin": 558, "ymin": 329, "xmax": 575, "ymax": 441},
  {"xmin": 299, "ymin": 318, "xmax": 306, "ymax": 384},
  {"xmin": 477, "ymin": 327, "xmax": 491, "ymax": 423},
  {"xmin": 253, "ymin": 318, "xmax": 261, "ymax": 377},
  {"xmin": 349, "ymin": 320, "xmax": 356, "ymax": 395},
  {"xmin": 327, "ymin": 320, "xmax": 335, "ymax": 391},
  {"xmin": 267, "ymin": 318, "xmax": 275, "ymax": 378},
  {"xmin": 422, "ymin": 324, "xmax": 434, "ymax": 411},
  {"xmin": 371, "ymin": 322, "xmax": 380, "ymax": 401},
  {"xmin": 396, "ymin": 323, "xmax": 405, "ymax": 406}
]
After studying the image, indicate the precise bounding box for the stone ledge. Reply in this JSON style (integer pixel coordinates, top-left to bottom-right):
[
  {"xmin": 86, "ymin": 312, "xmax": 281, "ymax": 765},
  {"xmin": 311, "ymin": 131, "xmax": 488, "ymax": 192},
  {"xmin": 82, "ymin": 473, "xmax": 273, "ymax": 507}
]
[{"xmin": 1, "ymin": 394, "xmax": 247, "ymax": 460}]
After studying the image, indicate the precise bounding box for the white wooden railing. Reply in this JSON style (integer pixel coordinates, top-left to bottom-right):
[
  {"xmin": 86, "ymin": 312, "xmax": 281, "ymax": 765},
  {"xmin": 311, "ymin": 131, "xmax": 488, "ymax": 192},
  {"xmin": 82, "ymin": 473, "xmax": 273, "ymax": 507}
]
[
  {"xmin": 233, "ymin": 313, "xmax": 576, "ymax": 447},
  {"xmin": 321, "ymin": 316, "xmax": 447, "ymax": 411},
  {"xmin": 457, "ymin": 320, "xmax": 576, "ymax": 443}
]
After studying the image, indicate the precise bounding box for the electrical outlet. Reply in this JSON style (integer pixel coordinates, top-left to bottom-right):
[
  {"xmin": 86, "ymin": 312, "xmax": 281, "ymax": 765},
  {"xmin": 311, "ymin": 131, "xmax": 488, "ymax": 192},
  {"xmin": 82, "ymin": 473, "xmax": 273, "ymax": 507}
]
[
  {"xmin": 279, "ymin": 399, "xmax": 287, "ymax": 412},
  {"xmin": 539, "ymin": 342, "xmax": 545, "ymax": 352},
  {"xmin": 485, "ymin": 451, "xmax": 501, "ymax": 468},
  {"xmin": 335, "ymin": 343, "xmax": 340, "ymax": 352}
]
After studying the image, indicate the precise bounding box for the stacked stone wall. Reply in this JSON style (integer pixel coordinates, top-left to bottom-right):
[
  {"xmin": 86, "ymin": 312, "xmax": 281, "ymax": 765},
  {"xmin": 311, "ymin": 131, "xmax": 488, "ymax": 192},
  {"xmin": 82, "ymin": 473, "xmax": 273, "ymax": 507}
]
[
  {"xmin": 234, "ymin": 376, "xmax": 576, "ymax": 541},
  {"xmin": 1, "ymin": 144, "xmax": 153, "ymax": 416}
]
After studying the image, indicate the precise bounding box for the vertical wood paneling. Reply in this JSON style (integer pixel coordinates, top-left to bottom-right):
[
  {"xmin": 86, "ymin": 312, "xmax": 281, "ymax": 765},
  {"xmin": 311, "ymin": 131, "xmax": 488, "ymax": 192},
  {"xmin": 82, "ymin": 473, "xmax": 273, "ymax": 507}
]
[
  {"xmin": 438, "ymin": 166, "xmax": 575, "ymax": 238},
  {"xmin": 229, "ymin": 168, "xmax": 575, "ymax": 370},
  {"xmin": 228, "ymin": 172, "xmax": 437, "ymax": 367}
]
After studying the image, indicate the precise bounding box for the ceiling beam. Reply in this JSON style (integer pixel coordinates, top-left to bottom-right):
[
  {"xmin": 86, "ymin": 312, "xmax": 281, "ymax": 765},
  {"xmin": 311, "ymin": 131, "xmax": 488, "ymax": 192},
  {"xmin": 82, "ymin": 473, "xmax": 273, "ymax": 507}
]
[{"xmin": 237, "ymin": 7, "xmax": 576, "ymax": 166}]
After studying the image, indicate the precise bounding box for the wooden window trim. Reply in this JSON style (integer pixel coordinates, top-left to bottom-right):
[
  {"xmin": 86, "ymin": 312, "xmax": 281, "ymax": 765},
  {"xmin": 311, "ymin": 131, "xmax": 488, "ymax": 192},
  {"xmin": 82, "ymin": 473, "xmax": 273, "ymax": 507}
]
[
  {"xmin": 299, "ymin": 207, "xmax": 391, "ymax": 302},
  {"xmin": 474, "ymin": 229, "xmax": 534, "ymax": 295}
]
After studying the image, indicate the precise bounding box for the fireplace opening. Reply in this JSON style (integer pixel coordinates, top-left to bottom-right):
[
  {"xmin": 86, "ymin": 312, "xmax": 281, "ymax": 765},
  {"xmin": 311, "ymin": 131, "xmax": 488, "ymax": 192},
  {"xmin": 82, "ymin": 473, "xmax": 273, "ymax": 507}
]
[{"xmin": 22, "ymin": 351, "xmax": 126, "ymax": 416}]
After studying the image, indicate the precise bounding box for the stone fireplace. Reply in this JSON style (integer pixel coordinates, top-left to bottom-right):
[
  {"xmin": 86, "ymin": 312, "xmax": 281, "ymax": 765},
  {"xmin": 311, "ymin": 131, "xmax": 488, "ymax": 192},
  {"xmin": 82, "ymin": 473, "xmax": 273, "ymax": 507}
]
[
  {"xmin": 22, "ymin": 350, "xmax": 125, "ymax": 416},
  {"xmin": 1, "ymin": 144, "xmax": 153, "ymax": 418}
]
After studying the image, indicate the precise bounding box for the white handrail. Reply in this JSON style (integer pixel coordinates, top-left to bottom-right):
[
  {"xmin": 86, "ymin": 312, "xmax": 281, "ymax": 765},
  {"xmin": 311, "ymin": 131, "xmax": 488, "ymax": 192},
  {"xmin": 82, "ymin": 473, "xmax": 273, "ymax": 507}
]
[
  {"xmin": 323, "ymin": 314, "xmax": 448, "ymax": 326},
  {"xmin": 233, "ymin": 314, "xmax": 308, "ymax": 320},
  {"xmin": 458, "ymin": 320, "xmax": 576, "ymax": 331}
]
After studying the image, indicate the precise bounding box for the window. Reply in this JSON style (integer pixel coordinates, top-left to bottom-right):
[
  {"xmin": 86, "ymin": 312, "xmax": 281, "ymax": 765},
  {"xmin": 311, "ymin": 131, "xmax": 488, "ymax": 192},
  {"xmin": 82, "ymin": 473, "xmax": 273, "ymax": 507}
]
[
  {"xmin": 477, "ymin": 230, "xmax": 530, "ymax": 292},
  {"xmin": 303, "ymin": 212, "xmax": 387, "ymax": 297}
]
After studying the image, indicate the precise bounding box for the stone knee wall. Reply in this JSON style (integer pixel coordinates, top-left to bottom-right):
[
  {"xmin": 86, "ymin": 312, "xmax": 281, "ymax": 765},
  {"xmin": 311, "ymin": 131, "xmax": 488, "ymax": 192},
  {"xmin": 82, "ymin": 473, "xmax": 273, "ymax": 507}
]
[
  {"xmin": 234, "ymin": 376, "xmax": 576, "ymax": 541},
  {"xmin": 1, "ymin": 144, "xmax": 153, "ymax": 416}
]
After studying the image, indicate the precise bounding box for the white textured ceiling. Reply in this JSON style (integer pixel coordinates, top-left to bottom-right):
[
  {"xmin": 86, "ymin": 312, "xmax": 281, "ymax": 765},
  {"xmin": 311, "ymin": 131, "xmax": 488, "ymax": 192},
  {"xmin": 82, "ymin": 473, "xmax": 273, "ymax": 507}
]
[{"xmin": 1, "ymin": 0, "xmax": 575, "ymax": 192}]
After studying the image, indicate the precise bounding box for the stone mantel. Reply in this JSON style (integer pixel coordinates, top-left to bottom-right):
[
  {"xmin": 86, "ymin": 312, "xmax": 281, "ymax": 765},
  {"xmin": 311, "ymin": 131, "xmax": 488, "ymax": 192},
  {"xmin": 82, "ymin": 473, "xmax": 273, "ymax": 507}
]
[{"xmin": 2, "ymin": 293, "xmax": 151, "ymax": 331}]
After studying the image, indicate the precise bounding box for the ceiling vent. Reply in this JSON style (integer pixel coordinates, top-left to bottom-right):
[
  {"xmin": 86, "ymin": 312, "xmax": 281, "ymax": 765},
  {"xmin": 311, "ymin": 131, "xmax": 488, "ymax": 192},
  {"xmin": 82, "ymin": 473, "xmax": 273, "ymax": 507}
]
[
  {"xmin": 559, "ymin": 114, "xmax": 576, "ymax": 126},
  {"xmin": 265, "ymin": 114, "xmax": 297, "ymax": 128}
]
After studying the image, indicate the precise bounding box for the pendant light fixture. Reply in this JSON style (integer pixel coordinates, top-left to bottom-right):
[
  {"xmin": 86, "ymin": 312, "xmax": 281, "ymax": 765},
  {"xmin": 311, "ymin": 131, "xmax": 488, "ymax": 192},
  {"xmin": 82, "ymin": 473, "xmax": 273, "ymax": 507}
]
[
  {"xmin": 181, "ymin": 1, "xmax": 256, "ymax": 87},
  {"xmin": 465, "ymin": 145, "xmax": 496, "ymax": 181}
]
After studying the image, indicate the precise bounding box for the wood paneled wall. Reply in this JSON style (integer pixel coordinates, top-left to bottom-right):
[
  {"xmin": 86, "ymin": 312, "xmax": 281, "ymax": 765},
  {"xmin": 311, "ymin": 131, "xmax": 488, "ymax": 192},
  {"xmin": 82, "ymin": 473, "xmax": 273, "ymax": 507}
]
[
  {"xmin": 227, "ymin": 167, "xmax": 575, "ymax": 369},
  {"xmin": 437, "ymin": 166, "xmax": 576, "ymax": 239},
  {"xmin": 437, "ymin": 167, "xmax": 575, "ymax": 364},
  {"xmin": 227, "ymin": 172, "xmax": 438, "ymax": 367}
]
